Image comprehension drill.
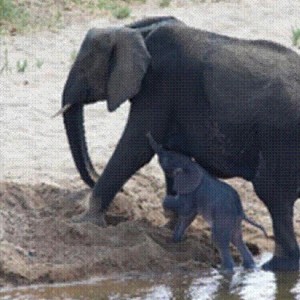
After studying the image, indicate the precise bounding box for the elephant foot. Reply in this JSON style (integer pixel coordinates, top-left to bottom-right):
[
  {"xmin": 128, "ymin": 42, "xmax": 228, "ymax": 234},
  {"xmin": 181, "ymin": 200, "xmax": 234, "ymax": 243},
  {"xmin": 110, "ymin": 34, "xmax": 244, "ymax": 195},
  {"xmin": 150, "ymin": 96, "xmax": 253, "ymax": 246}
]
[
  {"xmin": 219, "ymin": 265, "xmax": 234, "ymax": 274},
  {"xmin": 262, "ymin": 256, "xmax": 299, "ymax": 272},
  {"xmin": 243, "ymin": 262, "xmax": 256, "ymax": 270},
  {"xmin": 72, "ymin": 210, "xmax": 107, "ymax": 227},
  {"xmin": 164, "ymin": 219, "xmax": 177, "ymax": 230},
  {"xmin": 163, "ymin": 210, "xmax": 178, "ymax": 230},
  {"xmin": 170, "ymin": 235, "xmax": 187, "ymax": 243},
  {"xmin": 72, "ymin": 194, "xmax": 107, "ymax": 227}
]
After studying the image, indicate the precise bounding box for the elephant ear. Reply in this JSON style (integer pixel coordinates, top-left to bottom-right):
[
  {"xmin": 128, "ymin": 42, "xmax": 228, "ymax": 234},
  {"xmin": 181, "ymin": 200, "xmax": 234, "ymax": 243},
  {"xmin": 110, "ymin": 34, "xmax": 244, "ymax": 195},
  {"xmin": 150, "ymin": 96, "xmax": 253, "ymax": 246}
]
[
  {"xmin": 173, "ymin": 163, "xmax": 204, "ymax": 194},
  {"xmin": 107, "ymin": 28, "xmax": 151, "ymax": 112}
]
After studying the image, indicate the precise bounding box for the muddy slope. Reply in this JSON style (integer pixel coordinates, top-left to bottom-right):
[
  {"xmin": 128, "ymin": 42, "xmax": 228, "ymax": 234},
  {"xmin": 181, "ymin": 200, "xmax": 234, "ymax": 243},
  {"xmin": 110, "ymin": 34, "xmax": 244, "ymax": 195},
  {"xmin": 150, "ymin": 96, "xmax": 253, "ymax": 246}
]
[{"xmin": 0, "ymin": 169, "xmax": 273, "ymax": 286}]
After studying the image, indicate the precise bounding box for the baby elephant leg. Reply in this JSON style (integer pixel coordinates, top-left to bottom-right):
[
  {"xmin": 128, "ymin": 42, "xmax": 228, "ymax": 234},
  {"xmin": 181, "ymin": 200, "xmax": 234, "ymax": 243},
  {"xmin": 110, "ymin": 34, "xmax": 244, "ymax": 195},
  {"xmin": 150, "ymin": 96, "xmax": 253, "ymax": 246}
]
[
  {"xmin": 163, "ymin": 177, "xmax": 178, "ymax": 230},
  {"xmin": 163, "ymin": 195, "xmax": 180, "ymax": 229},
  {"xmin": 173, "ymin": 213, "xmax": 196, "ymax": 243},
  {"xmin": 212, "ymin": 223, "xmax": 235, "ymax": 271},
  {"xmin": 232, "ymin": 227, "xmax": 255, "ymax": 269},
  {"xmin": 163, "ymin": 195, "xmax": 181, "ymax": 211}
]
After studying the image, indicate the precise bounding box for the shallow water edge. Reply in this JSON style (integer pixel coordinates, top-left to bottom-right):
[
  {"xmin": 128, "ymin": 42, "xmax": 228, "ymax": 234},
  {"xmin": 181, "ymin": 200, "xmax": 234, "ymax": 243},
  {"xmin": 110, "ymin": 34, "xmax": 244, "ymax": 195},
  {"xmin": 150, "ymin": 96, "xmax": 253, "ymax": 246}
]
[{"xmin": 1, "ymin": 254, "xmax": 300, "ymax": 300}]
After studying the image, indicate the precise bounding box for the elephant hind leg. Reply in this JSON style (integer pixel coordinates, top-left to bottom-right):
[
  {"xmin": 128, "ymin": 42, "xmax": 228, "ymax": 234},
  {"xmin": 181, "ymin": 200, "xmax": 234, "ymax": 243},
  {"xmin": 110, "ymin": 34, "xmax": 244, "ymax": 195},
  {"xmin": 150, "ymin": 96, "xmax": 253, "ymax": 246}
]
[
  {"xmin": 253, "ymin": 157, "xmax": 299, "ymax": 271},
  {"xmin": 231, "ymin": 227, "xmax": 255, "ymax": 269},
  {"xmin": 262, "ymin": 204, "xmax": 299, "ymax": 271},
  {"xmin": 212, "ymin": 222, "xmax": 235, "ymax": 271},
  {"xmin": 260, "ymin": 198, "xmax": 299, "ymax": 271}
]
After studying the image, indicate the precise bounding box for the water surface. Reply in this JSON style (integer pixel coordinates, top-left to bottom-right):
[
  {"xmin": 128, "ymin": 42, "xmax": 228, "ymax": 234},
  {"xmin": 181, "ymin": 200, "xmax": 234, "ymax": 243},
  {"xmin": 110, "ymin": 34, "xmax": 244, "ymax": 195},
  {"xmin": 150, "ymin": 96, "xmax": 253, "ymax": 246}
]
[{"xmin": 1, "ymin": 265, "xmax": 300, "ymax": 300}]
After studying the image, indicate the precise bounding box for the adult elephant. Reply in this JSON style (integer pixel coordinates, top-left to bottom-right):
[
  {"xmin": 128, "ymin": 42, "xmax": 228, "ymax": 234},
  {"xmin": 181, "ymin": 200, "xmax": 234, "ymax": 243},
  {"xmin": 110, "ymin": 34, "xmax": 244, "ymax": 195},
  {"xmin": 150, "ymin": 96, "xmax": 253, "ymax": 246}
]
[{"xmin": 61, "ymin": 17, "xmax": 300, "ymax": 271}]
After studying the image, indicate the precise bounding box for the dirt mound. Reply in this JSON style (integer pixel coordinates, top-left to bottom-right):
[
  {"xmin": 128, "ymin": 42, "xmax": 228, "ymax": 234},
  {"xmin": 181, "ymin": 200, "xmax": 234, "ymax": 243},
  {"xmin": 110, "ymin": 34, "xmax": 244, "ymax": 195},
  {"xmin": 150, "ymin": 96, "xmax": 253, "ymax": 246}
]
[
  {"xmin": 0, "ymin": 170, "xmax": 274, "ymax": 287},
  {"xmin": 0, "ymin": 181, "xmax": 213, "ymax": 286}
]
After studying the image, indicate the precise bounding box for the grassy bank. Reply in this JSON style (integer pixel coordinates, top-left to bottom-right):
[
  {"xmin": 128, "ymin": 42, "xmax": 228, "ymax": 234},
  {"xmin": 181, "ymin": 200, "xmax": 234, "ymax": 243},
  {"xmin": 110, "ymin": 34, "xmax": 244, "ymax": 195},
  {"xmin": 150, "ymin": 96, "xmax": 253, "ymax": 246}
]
[{"xmin": 0, "ymin": 0, "xmax": 149, "ymax": 35}]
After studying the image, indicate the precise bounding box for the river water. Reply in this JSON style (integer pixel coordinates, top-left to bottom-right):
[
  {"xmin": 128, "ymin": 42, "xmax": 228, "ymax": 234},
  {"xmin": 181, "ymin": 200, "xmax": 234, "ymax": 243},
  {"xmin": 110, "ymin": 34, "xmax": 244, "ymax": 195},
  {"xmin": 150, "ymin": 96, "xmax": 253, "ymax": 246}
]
[
  {"xmin": 1, "ymin": 255, "xmax": 300, "ymax": 300},
  {"xmin": 0, "ymin": 269, "xmax": 299, "ymax": 300}
]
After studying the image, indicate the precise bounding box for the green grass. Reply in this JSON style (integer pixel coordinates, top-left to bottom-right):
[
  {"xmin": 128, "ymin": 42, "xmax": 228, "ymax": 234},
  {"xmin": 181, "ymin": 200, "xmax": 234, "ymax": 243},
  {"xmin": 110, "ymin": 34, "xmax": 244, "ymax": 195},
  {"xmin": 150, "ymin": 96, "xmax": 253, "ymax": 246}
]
[
  {"xmin": 0, "ymin": 48, "xmax": 10, "ymax": 74},
  {"xmin": 98, "ymin": 0, "xmax": 116, "ymax": 10},
  {"xmin": 98, "ymin": 0, "xmax": 131, "ymax": 19},
  {"xmin": 16, "ymin": 59, "xmax": 28, "ymax": 73},
  {"xmin": 71, "ymin": 0, "xmax": 84, "ymax": 4},
  {"xmin": 70, "ymin": 49, "xmax": 78, "ymax": 63},
  {"xmin": 98, "ymin": 0, "xmax": 147, "ymax": 19},
  {"xmin": 292, "ymin": 27, "xmax": 300, "ymax": 48},
  {"xmin": 0, "ymin": 0, "xmax": 29, "ymax": 34},
  {"xmin": 0, "ymin": 0, "xmax": 148, "ymax": 35},
  {"xmin": 112, "ymin": 6, "xmax": 131, "ymax": 19},
  {"xmin": 1, "ymin": 54, "xmax": 46, "ymax": 74},
  {"xmin": 159, "ymin": 0, "xmax": 171, "ymax": 7},
  {"xmin": 36, "ymin": 59, "xmax": 44, "ymax": 69}
]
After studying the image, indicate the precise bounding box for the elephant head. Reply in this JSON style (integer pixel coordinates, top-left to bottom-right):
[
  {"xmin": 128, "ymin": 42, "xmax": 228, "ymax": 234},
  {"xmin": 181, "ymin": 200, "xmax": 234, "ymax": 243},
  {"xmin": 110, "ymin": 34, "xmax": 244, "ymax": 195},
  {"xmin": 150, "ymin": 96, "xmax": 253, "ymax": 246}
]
[
  {"xmin": 147, "ymin": 133, "xmax": 203, "ymax": 194},
  {"xmin": 61, "ymin": 27, "xmax": 151, "ymax": 187}
]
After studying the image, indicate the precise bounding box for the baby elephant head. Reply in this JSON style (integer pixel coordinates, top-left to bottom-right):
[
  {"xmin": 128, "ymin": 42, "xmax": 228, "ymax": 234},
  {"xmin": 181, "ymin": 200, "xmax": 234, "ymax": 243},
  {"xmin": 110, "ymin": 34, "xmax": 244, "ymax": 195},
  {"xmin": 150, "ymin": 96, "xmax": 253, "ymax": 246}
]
[{"xmin": 147, "ymin": 133, "xmax": 204, "ymax": 194}]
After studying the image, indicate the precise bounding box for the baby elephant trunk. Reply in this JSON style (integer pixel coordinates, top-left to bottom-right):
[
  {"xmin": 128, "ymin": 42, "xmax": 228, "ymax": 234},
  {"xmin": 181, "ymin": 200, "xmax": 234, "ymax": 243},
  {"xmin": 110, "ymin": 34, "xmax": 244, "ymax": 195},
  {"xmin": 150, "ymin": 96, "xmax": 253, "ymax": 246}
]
[
  {"xmin": 243, "ymin": 215, "xmax": 269, "ymax": 238},
  {"xmin": 146, "ymin": 132, "xmax": 163, "ymax": 154}
]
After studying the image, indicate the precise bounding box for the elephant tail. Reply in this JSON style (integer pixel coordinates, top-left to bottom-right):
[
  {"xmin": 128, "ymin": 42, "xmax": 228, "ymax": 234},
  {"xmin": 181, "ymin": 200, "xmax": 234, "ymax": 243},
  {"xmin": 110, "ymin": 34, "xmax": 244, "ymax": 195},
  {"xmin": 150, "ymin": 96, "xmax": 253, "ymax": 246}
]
[{"xmin": 243, "ymin": 215, "xmax": 269, "ymax": 238}]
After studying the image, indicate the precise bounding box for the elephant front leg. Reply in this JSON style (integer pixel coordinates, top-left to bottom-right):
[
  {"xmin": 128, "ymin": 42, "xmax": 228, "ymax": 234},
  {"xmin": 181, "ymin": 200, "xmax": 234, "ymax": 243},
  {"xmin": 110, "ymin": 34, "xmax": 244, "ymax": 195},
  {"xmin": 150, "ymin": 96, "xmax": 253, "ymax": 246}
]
[
  {"xmin": 172, "ymin": 213, "xmax": 196, "ymax": 243},
  {"xmin": 74, "ymin": 135, "xmax": 154, "ymax": 225},
  {"xmin": 74, "ymin": 103, "xmax": 170, "ymax": 226},
  {"xmin": 163, "ymin": 176, "xmax": 179, "ymax": 230}
]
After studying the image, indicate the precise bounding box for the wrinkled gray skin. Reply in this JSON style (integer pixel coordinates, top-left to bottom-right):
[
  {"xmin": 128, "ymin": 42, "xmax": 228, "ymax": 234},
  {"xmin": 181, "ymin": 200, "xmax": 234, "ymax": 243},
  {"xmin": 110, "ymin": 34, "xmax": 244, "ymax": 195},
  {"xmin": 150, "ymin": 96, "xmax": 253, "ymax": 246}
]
[
  {"xmin": 148, "ymin": 133, "xmax": 267, "ymax": 271},
  {"xmin": 62, "ymin": 16, "xmax": 300, "ymax": 271}
]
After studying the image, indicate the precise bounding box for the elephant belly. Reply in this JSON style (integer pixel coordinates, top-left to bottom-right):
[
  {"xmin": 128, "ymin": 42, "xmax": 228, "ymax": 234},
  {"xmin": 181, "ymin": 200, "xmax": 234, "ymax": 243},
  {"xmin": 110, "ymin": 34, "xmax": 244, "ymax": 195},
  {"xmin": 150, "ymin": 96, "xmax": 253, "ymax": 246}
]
[
  {"xmin": 215, "ymin": 124, "xmax": 259, "ymax": 179},
  {"xmin": 166, "ymin": 122, "xmax": 259, "ymax": 180}
]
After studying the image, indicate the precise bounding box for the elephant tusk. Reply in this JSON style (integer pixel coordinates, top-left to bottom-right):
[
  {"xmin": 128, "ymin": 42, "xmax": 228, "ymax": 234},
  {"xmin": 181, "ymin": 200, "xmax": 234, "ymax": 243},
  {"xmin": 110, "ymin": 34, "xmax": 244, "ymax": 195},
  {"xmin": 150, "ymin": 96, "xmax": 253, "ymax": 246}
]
[{"xmin": 51, "ymin": 104, "xmax": 72, "ymax": 118}]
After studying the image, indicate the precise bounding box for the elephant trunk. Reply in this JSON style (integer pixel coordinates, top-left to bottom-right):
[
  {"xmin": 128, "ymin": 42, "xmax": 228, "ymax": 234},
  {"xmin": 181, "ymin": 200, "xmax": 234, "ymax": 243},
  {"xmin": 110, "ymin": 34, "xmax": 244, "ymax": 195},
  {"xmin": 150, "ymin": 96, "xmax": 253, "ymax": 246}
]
[{"xmin": 62, "ymin": 74, "xmax": 99, "ymax": 187}]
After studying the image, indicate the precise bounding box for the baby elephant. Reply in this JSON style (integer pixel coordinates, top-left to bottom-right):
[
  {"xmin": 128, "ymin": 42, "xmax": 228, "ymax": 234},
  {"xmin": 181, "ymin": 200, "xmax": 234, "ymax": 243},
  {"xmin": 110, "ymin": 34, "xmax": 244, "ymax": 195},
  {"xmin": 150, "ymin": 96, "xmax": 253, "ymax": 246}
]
[{"xmin": 147, "ymin": 133, "xmax": 268, "ymax": 271}]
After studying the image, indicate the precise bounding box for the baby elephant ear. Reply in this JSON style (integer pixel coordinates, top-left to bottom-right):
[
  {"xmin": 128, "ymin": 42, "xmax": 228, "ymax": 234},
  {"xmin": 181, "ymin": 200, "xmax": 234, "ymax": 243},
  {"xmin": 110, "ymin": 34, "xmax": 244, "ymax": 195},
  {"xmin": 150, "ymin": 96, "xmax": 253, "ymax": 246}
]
[{"xmin": 173, "ymin": 163, "xmax": 203, "ymax": 194}]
